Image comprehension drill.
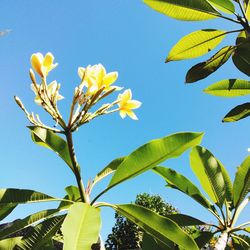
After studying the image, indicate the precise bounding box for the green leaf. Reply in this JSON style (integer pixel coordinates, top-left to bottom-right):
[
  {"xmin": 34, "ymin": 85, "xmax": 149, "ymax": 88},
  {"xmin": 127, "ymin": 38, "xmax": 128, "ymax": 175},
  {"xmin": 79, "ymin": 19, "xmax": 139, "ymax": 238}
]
[
  {"xmin": 0, "ymin": 204, "xmax": 17, "ymax": 221},
  {"xmin": 233, "ymin": 32, "xmax": 250, "ymax": 76},
  {"xmin": 0, "ymin": 209, "xmax": 60, "ymax": 239},
  {"xmin": 58, "ymin": 186, "xmax": 80, "ymax": 210},
  {"xmin": 232, "ymin": 234, "xmax": 250, "ymax": 249},
  {"xmin": 92, "ymin": 157, "xmax": 126, "ymax": 187},
  {"xmin": 0, "ymin": 237, "xmax": 21, "ymax": 250},
  {"xmin": 108, "ymin": 132, "xmax": 203, "ymax": 190},
  {"xmin": 223, "ymin": 103, "xmax": 250, "ymax": 122},
  {"xmin": 207, "ymin": 0, "xmax": 235, "ymax": 13},
  {"xmin": 164, "ymin": 213, "xmax": 206, "ymax": 226},
  {"xmin": 186, "ymin": 46, "xmax": 235, "ymax": 83},
  {"xmin": 0, "ymin": 189, "xmax": 60, "ymax": 205},
  {"xmin": 115, "ymin": 204, "xmax": 199, "ymax": 249},
  {"xmin": 153, "ymin": 166, "xmax": 216, "ymax": 211},
  {"xmin": 166, "ymin": 29, "xmax": 226, "ymax": 62},
  {"xmin": 15, "ymin": 215, "xmax": 65, "ymax": 250},
  {"xmin": 190, "ymin": 146, "xmax": 231, "ymax": 207},
  {"xmin": 233, "ymin": 156, "xmax": 250, "ymax": 207},
  {"xmin": 142, "ymin": 233, "xmax": 174, "ymax": 250},
  {"xmin": 143, "ymin": 0, "xmax": 219, "ymax": 21},
  {"xmin": 61, "ymin": 203, "xmax": 101, "ymax": 250},
  {"xmin": 204, "ymin": 79, "xmax": 250, "ymax": 97},
  {"xmin": 28, "ymin": 126, "xmax": 74, "ymax": 171}
]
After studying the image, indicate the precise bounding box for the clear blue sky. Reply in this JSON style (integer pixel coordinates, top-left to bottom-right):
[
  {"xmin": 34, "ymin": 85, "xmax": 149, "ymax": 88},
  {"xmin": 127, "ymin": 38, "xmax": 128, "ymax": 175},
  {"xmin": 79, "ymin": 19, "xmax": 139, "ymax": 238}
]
[{"xmin": 0, "ymin": 0, "xmax": 249, "ymax": 240}]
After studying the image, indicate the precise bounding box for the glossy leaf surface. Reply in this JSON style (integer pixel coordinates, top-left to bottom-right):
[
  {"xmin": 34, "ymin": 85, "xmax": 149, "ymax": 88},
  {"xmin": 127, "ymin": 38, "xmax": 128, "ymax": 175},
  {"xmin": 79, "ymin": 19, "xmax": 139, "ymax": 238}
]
[
  {"xmin": 143, "ymin": 0, "xmax": 219, "ymax": 21},
  {"xmin": 166, "ymin": 29, "xmax": 226, "ymax": 62}
]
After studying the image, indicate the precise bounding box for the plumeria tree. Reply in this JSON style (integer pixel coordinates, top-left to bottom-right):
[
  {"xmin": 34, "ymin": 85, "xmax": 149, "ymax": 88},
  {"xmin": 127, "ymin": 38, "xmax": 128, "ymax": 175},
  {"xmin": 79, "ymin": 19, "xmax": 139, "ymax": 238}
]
[{"xmin": 0, "ymin": 52, "xmax": 204, "ymax": 249}]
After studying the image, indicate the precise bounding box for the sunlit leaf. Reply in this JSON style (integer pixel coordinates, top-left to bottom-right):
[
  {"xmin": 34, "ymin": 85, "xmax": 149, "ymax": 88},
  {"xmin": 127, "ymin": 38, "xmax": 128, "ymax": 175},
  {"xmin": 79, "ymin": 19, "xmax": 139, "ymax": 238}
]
[
  {"xmin": 143, "ymin": 0, "xmax": 219, "ymax": 21},
  {"xmin": 28, "ymin": 126, "xmax": 74, "ymax": 171},
  {"xmin": 0, "ymin": 237, "xmax": 21, "ymax": 250},
  {"xmin": 207, "ymin": 0, "xmax": 235, "ymax": 13},
  {"xmin": 233, "ymin": 155, "xmax": 250, "ymax": 208},
  {"xmin": 232, "ymin": 31, "xmax": 250, "ymax": 76},
  {"xmin": 190, "ymin": 146, "xmax": 231, "ymax": 207},
  {"xmin": 0, "ymin": 189, "xmax": 60, "ymax": 205},
  {"xmin": 166, "ymin": 29, "xmax": 226, "ymax": 62},
  {"xmin": 93, "ymin": 157, "xmax": 126, "ymax": 187},
  {"xmin": 223, "ymin": 103, "xmax": 250, "ymax": 122},
  {"xmin": 115, "ymin": 204, "xmax": 199, "ymax": 249},
  {"xmin": 61, "ymin": 203, "xmax": 101, "ymax": 250},
  {"xmin": 204, "ymin": 79, "xmax": 250, "ymax": 97},
  {"xmin": 108, "ymin": 132, "xmax": 203, "ymax": 190},
  {"xmin": 186, "ymin": 46, "xmax": 235, "ymax": 83}
]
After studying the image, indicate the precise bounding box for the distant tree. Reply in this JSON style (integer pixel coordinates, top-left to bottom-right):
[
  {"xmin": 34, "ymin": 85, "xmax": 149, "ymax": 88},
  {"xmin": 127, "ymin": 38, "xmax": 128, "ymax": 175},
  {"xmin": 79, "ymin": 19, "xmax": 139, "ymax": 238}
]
[{"xmin": 105, "ymin": 193, "xmax": 178, "ymax": 250}]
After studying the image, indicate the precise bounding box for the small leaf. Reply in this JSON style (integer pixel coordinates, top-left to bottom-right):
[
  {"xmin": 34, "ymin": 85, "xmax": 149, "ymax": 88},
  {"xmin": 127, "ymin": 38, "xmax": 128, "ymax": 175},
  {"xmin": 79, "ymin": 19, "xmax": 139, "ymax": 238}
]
[
  {"xmin": 143, "ymin": 0, "xmax": 219, "ymax": 21},
  {"xmin": 207, "ymin": 0, "xmax": 235, "ymax": 13},
  {"xmin": 93, "ymin": 157, "xmax": 126, "ymax": 187},
  {"xmin": 0, "ymin": 189, "xmax": 59, "ymax": 205},
  {"xmin": 190, "ymin": 146, "xmax": 230, "ymax": 207},
  {"xmin": 233, "ymin": 155, "xmax": 250, "ymax": 208},
  {"xmin": 115, "ymin": 204, "xmax": 199, "ymax": 249},
  {"xmin": 108, "ymin": 132, "xmax": 203, "ymax": 190},
  {"xmin": 204, "ymin": 79, "xmax": 250, "ymax": 97},
  {"xmin": 61, "ymin": 203, "xmax": 101, "ymax": 250},
  {"xmin": 15, "ymin": 215, "xmax": 65, "ymax": 250},
  {"xmin": 166, "ymin": 29, "xmax": 226, "ymax": 62},
  {"xmin": 233, "ymin": 32, "xmax": 250, "ymax": 76},
  {"xmin": 223, "ymin": 103, "xmax": 250, "ymax": 122},
  {"xmin": 153, "ymin": 166, "xmax": 216, "ymax": 211},
  {"xmin": 28, "ymin": 126, "xmax": 74, "ymax": 171},
  {"xmin": 186, "ymin": 46, "xmax": 235, "ymax": 83}
]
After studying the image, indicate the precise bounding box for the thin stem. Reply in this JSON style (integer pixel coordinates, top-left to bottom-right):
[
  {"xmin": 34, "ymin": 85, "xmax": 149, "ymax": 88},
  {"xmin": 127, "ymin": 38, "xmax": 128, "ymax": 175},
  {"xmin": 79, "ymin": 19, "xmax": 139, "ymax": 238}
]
[
  {"xmin": 65, "ymin": 130, "xmax": 86, "ymax": 203},
  {"xmin": 237, "ymin": 0, "xmax": 248, "ymax": 22},
  {"xmin": 208, "ymin": 11, "xmax": 242, "ymax": 24},
  {"xmin": 91, "ymin": 187, "xmax": 111, "ymax": 205}
]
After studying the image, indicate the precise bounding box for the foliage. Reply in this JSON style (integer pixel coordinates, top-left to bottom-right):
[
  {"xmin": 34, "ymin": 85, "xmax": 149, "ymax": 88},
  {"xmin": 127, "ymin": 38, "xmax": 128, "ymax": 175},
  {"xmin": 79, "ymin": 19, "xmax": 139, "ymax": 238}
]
[
  {"xmin": 153, "ymin": 145, "xmax": 250, "ymax": 249},
  {"xmin": 0, "ymin": 52, "xmax": 204, "ymax": 249},
  {"xmin": 143, "ymin": 0, "xmax": 250, "ymax": 122},
  {"xmin": 105, "ymin": 193, "xmax": 178, "ymax": 250}
]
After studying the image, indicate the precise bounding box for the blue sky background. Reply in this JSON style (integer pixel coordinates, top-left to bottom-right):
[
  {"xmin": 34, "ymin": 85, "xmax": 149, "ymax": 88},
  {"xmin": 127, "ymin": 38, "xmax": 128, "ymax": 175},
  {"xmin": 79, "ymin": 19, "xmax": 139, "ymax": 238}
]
[{"xmin": 0, "ymin": 0, "xmax": 249, "ymax": 240}]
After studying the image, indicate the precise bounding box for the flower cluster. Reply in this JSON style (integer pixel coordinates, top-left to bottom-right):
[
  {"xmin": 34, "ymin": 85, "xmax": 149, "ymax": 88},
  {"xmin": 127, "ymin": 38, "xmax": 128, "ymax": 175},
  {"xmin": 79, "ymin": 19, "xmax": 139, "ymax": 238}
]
[{"xmin": 15, "ymin": 52, "xmax": 141, "ymax": 133}]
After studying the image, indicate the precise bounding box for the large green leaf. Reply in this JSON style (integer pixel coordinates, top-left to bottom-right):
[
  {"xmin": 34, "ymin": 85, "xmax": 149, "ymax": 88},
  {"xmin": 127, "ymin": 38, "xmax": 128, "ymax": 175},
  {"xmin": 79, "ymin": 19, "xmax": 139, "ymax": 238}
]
[
  {"xmin": 143, "ymin": 0, "xmax": 219, "ymax": 21},
  {"xmin": 108, "ymin": 132, "xmax": 203, "ymax": 190},
  {"xmin": 61, "ymin": 203, "xmax": 101, "ymax": 250},
  {"xmin": 92, "ymin": 157, "xmax": 126, "ymax": 187},
  {"xmin": 0, "ymin": 204, "xmax": 17, "ymax": 221},
  {"xmin": 115, "ymin": 204, "xmax": 199, "ymax": 249},
  {"xmin": 223, "ymin": 103, "xmax": 250, "ymax": 122},
  {"xmin": 204, "ymin": 79, "xmax": 250, "ymax": 97},
  {"xmin": 153, "ymin": 166, "xmax": 216, "ymax": 211},
  {"xmin": 233, "ymin": 156, "xmax": 250, "ymax": 208},
  {"xmin": 166, "ymin": 29, "xmax": 226, "ymax": 62},
  {"xmin": 190, "ymin": 146, "xmax": 230, "ymax": 207},
  {"xmin": 0, "ymin": 237, "xmax": 21, "ymax": 250},
  {"xmin": 164, "ymin": 213, "xmax": 206, "ymax": 226},
  {"xmin": 232, "ymin": 32, "xmax": 250, "ymax": 76},
  {"xmin": 207, "ymin": 0, "xmax": 235, "ymax": 13},
  {"xmin": 0, "ymin": 189, "xmax": 60, "ymax": 205},
  {"xmin": 186, "ymin": 46, "xmax": 235, "ymax": 83},
  {"xmin": 0, "ymin": 209, "xmax": 60, "ymax": 239},
  {"xmin": 14, "ymin": 215, "xmax": 65, "ymax": 250},
  {"xmin": 28, "ymin": 126, "xmax": 73, "ymax": 171}
]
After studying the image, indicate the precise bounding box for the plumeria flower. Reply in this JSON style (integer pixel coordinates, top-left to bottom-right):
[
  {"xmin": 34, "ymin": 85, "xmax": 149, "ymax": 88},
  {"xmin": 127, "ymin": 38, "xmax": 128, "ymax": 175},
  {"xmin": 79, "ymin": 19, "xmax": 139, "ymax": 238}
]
[
  {"xmin": 78, "ymin": 64, "xmax": 120, "ymax": 95},
  {"xmin": 31, "ymin": 80, "xmax": 64, "ymax": 105},
  {"xmin": 117, "ymin": 89, "xmax": 141, "ymax": 120},
  {"xmin": 31, "ymin": 52, "xmax": 58, "ymax": 78}
]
